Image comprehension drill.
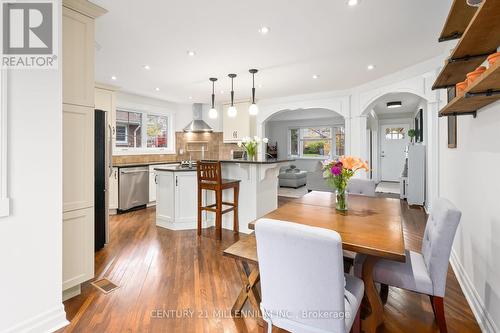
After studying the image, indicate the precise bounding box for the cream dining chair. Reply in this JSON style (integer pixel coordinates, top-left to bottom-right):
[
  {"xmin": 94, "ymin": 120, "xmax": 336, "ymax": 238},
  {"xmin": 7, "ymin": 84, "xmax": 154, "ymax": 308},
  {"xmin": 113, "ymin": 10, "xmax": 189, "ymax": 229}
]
[{"xmin": 255, "ymin": 218, "xmax": 364, "ymax": 333}]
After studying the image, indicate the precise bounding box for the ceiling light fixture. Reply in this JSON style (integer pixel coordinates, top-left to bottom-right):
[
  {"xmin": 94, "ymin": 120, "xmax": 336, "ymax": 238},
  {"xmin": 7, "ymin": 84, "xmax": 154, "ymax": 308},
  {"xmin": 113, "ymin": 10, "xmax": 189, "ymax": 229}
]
[
  {"xmin": 248, "ymin": 69, "xmax": 259, "ymax": 116},
  {"xmin": 347, "ymin": 0, "xmax": 360, "ymax": 6},
  {"xmin": 387, "ymin": 101, "xmax": 402, "ymax": 109},
  {"xmin": 187, "ymin": 50, "xmax": 196, "ymax": 56},
  {"xmin": 312, "ymin": 74, "xmax": 320, "ymax": 79},
  {"xmin": 111, "ymin": 75, "xmax": 117, "ymax": 81},
  {"xmin": 188, "ymin": 96, "xmax": 193, "ymax": 100},
  {"xmin": 227, "ymin": 74, "xmax": 237, "ymax": 118},
  {"xmin": 259, "ymin": 26, "xmax": 270, "ymax": 35},
  {"xmin": 367, "ymin": 64, "xmax": 375, "ymax": 70},
  {"xmin": 155, "ymin": 87, "xmax": 160, "ymax": 91},
  {"xmin": 208, "ymin": 78, "xmax": 218, "ymax": 119},
  {"xmin": 143, "ymin": 65, "xmax": 151, "ymax": 70}
]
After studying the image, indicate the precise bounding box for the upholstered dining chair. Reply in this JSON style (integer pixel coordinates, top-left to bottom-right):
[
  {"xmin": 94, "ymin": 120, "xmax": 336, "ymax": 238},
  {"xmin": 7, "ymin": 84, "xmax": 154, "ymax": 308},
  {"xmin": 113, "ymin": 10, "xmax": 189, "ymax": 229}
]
[
  {"xmin": 255, "ymin": 218, "xmax": 364, "ymax": 333},
  {"xmin": 344, "ymin": 178, "xmax": 376, "ymax": 272},
  {"xmin": 353, "ymin": 198, "xmax": 462, "ymax": 333},
  {"xmin": 346, "ymin": 178, "xmax": 376, "ymax": 197}
]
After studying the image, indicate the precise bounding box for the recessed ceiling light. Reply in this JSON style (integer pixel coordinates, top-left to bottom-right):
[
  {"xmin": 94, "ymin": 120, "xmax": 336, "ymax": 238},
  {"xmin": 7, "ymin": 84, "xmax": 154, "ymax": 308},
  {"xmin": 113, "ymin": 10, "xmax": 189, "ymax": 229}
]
[
  {"xmin": 155, "ymin": 87, "xmax": 160, "ymax": 91},
  {"xmin": 187, "ymin": 50, "xmax": 196, "ymax": 56},
  {"xmin": 259, "ymin": 26, "xmax": 270, "ymax": 35},
  {"xmin": 347, "ymin": 0, "xmax": 360, "ymax": 6},
  {"xmin": 312, "ymin": 74, "xmax": 320, "ymax": 79},
  {"xmin": 367, "ymin": 64, "xmax": 375, "ymax": 70},
  {"xmin": 143, "ymin": 65, "xmax": 151, "ymax": 70},
  {"xmin": 188, "ymin": 96, "xmax": 193, "ymax": 100},
  {"xmin": 387, "ymin": 101, "xmax": 402, "ymax": 109},
  {"xmin": 111, "ymin": 75, "xmax": 117, "ymax": 81}
]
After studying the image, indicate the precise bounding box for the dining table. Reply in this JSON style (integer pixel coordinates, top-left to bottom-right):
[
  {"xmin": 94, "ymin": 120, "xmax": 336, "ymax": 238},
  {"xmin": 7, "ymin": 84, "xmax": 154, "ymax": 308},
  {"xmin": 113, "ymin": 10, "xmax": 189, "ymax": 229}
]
[{"xmin": 223, "ymin": 190, "xmax": 406, "ymax": 333}]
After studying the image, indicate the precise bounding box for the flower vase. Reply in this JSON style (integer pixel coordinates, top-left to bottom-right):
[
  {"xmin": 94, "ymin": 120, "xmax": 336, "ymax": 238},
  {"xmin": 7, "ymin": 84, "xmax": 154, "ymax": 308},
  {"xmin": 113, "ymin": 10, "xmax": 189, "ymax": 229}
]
[{"xmin": 336, "ymin": 188, "xmax": 348, "ymax": 212}]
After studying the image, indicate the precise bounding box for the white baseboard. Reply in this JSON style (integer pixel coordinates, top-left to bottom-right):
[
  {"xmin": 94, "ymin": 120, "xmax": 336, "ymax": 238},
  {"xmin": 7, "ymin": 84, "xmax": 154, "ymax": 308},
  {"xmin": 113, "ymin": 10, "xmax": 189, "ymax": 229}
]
[
  {"xmin": 2, "ymin": 304, "xmax": 68, "ymax": 333},
  {"xmin": 450, "ymin": 250, "xmax": 498, "ymax": 333}
]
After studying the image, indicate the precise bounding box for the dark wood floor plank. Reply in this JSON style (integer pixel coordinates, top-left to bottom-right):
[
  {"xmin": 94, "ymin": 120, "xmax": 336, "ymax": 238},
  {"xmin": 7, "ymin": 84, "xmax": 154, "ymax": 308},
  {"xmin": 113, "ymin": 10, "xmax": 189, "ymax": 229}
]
[{"xmin": 59, "ymin": 197, "xmax": 480, "ymax": 333}]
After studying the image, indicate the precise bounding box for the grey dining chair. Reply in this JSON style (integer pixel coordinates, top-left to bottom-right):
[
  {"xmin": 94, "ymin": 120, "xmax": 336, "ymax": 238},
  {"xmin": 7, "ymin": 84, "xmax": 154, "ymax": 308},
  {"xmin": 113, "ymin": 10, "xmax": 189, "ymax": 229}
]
[
  {"xmin": 346, "ymin": 178, "xmax": 376, "ymax": 197},
  {"xmin": 353, "ymin": 198, "xmax": 462, "ymax": 333},
  {"xmin": 255, "ymin": 218, "xmax": 364, "ymax": 333},
  {"xmin": 344, "ymin": 178, "xmax": 377, "ymax": 272}
]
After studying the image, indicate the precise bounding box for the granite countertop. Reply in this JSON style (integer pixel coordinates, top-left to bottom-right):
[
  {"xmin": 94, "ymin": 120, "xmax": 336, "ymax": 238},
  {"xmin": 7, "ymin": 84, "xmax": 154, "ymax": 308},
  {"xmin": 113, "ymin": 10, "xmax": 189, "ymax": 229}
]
[
  {"xmin": 155, "ymin": 165, "xmax": 197, "ymax": 172},
  {"xmin": 114, "ymin": 161, "xmax": 181, "ymax": 168},
  {"xmin": 201, "ymin": 159, "xmax": 295, "ymax": 165}
]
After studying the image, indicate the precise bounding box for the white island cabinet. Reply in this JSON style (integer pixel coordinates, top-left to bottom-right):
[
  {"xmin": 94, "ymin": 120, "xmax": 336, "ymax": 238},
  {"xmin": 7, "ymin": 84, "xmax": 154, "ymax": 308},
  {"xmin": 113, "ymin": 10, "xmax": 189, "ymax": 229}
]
[
  {"xmin": 155, "ymin": 166, "xmax": 198, "ymax": 230},
  {"xmin": 155, "ymin": 160, "xmax": 292, "ymax": 233}
]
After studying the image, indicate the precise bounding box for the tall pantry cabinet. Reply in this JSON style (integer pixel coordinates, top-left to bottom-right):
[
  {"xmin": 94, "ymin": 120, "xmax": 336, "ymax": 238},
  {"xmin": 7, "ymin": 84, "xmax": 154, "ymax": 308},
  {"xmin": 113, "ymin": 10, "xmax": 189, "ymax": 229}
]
[{"xmin": 62, "ymin": 0, "xmax": 106, "ymax": 300}]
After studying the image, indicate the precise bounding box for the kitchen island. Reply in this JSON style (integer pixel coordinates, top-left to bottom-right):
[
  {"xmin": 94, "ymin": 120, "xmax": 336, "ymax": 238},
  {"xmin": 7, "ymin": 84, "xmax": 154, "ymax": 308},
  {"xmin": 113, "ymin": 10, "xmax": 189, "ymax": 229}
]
[{"xmin": 155, "ymin": 159, "xmax": 293, "ymax": 233}]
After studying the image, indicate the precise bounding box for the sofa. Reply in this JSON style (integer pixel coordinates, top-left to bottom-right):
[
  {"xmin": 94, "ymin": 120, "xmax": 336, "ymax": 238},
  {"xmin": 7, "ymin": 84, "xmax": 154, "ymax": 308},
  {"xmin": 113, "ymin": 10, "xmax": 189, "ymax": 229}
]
[
  {"xmin": 306, "ymin": 161, "xmax": 332, "ymax": 192},
  {"xmin": 278, "ymin": 165, "xmax": 307, "ymax": 188}
]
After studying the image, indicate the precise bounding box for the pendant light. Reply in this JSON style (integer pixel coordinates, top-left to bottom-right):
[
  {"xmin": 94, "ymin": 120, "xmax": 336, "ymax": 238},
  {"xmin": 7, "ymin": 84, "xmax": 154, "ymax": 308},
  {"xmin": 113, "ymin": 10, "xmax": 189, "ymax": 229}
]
[
  {"xmin": 248, "ymin": 69, "xmax": 259, "ymax": 116},
  {"xmin": 227, "ymin": 73, "xmax": 237, "ymax": 117},
  {"xmin": 208, "ymin": 78, "xmax": 218, "ymax": 119}
]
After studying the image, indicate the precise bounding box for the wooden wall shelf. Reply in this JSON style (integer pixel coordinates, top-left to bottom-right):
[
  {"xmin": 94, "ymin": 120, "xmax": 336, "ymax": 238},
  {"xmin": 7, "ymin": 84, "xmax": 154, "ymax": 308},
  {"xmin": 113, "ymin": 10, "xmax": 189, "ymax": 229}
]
[
  {"xmin": 433, "ymin": 0, "xmax": 500, "ymax": 89},
  {"xmin": 439, "ymin": 60, "xmax": 500, "ymax": 116},
  {"xmin": 439, "ymin": 0, "xmax": 477, "ymax": 42}
]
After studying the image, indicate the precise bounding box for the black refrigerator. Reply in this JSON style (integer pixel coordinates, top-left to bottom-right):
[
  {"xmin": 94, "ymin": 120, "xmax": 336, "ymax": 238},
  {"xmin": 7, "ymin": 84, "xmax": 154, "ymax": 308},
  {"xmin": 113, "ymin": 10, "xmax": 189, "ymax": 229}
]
[{"xmin": 95, "ymin": 110, "xmax": 112, "ymax": 251}]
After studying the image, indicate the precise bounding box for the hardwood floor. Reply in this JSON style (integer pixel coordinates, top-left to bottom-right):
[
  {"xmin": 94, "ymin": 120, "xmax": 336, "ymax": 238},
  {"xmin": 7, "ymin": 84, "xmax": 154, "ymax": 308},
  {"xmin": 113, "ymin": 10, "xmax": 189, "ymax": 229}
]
[{"xmin": 60, "ymin": 197, "xmax": 481, "ymax": 333}]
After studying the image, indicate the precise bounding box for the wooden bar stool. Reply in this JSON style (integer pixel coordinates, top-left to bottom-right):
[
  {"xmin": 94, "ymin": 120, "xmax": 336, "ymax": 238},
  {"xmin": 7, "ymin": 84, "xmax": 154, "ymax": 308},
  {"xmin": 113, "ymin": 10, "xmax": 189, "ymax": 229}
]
[{"xmin": 197, "ymin": 161, "xmax": 240, "ymax": 240}]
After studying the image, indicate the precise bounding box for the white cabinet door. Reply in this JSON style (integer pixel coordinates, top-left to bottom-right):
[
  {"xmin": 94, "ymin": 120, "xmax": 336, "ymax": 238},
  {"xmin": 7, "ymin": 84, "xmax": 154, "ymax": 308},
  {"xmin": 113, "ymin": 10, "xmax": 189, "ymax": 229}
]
[
  {"xmin": 95, "ymin": 87, "xmax": 116, "ymax": 141},
  {"xmin": 63, "ymin": 7, "xmax": 94, "ymax": 107},
  {"xmin": 63, "ymin": 207, "xmax": 94, "ymax": 290},
  {"xmin": 156, "ymin": 172, "xmax": 175, "ymax": 222},
  {"xmin": 149, "ymin": 165, "xmax": 157, "ymax": 203},
  {"xmin": 223, "ymin": 101, "xmax": 251, "ymax": 142},
  {"xmin": 63, "ymin": 104, "xmax": 94, "ymax": 212},
  {"xmin": 109, "ymin": 167, "xmax": 118, "ymax": 210},
  {"xmin": 174, "ymin": 173, "xmax": 198, "ymax": 221}
]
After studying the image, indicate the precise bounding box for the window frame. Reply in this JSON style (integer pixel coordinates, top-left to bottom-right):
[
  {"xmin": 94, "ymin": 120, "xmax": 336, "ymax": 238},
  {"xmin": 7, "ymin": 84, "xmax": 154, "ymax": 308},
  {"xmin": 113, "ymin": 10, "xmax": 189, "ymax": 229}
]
[
  {"xmin": 287, "ymin": 125, "xmax": 344, "ymax": 160},
  {"xmin": 113, "ymin": 107, "xmax": 175, "ymax": 156}
]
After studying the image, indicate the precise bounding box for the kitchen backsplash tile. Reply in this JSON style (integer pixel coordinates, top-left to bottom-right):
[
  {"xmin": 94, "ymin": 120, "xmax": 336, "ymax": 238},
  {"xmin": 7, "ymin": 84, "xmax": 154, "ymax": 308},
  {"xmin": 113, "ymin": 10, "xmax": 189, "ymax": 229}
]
[{"xmin": 113, "ymin": 132, "xmax": 244, "ymax": 165}]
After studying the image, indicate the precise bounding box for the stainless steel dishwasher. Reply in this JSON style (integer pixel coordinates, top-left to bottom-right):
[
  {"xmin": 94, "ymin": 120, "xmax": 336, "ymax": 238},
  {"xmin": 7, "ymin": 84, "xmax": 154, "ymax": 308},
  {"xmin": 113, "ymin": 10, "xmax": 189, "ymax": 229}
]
[{"xmin": 118, "ymin": 166, "xmax": 149, "ymax": 212}]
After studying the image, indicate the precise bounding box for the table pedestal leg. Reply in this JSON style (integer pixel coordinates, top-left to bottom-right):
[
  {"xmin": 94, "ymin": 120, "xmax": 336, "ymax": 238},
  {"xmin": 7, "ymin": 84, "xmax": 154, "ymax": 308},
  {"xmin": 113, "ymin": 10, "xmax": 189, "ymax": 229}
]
[
  {"xmin": 361, "ymin": 256, "xmax": 384, "ymax": 333},
  {"xmin": 231, "ymin": 260, "xmax": 261, "ymax": 320}
]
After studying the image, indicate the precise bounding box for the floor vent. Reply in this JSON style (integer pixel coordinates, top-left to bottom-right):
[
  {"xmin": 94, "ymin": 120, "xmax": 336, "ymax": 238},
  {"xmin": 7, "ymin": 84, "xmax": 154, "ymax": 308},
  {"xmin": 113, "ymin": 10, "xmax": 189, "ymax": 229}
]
[{"xmin": 91, "ymin": 278, "xmax": 119, "ymax": 294}]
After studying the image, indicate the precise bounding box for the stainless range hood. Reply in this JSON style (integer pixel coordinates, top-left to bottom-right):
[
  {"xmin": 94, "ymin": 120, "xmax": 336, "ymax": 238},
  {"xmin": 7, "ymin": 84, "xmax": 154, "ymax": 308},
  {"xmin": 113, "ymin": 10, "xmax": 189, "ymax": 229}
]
[{"xmin": 183, "ymin": 103, "xmax": 213, "ymax": 133}]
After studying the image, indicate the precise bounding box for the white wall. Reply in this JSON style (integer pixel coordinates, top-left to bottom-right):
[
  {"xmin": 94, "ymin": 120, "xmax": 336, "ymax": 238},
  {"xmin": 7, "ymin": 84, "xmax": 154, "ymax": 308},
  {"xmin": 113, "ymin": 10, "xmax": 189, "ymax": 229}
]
[
  {"xmin": 439, "ymin": 101, "xmax": 500, "ymax": 332},
  {"xmin": 266, "ymin": 116, "xmax": 344, "ymax": 171},
  {"xmin": 0, "ymin": 2, "xmax": 68, "ymax": 331}
]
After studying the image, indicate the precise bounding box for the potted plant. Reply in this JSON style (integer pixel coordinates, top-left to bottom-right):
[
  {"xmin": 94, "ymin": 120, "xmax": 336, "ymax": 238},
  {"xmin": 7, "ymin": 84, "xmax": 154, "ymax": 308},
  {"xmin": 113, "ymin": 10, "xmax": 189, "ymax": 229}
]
[
  {"xmin": 322, "ymin": 156, "xmax": 369, "ymax": 212},
  {"xmin": 237, "ymin": 136, "xmax": 269, "ymax": 161},
  {"xmin": 408, "ymin": 129, "xmax": 416, "ymax": 143}
]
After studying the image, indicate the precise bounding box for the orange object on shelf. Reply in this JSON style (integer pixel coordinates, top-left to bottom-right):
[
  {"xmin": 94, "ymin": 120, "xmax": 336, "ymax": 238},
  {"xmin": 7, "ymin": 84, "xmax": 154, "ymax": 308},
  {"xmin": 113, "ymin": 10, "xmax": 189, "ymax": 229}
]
[
  {"xmin": 466, "ymin": 66, "xmax": 486, "ymax": 85},
  {"xmin": 455, "ymin": 80, "xmax": 468, "ymax": 96},
  {"xmin": 487, "ymin": 52, "xmax": 500, "ymax": 66}
]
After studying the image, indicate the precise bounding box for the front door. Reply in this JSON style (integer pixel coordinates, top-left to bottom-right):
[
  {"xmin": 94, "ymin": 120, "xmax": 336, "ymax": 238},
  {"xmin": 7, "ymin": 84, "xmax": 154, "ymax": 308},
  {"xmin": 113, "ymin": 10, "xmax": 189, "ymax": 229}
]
[{"xmin": 380, "ymin": 124, "xmax": 409, "ymax": 182}]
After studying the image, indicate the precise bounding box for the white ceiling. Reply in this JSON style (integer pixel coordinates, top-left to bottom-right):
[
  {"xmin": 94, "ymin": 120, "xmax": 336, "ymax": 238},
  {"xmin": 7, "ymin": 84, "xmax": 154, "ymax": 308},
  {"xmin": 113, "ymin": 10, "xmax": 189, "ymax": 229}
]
[
  {"xmin": 92, "ymin": 0, "xmax": 452, "ymax": 103},
  {"xmin": 268, "ymin": 108, "xmax": 343, "ymax": 121},
  {"xmin": 371, "ymin": 92, "xmax": 424, "ymax": 116}
]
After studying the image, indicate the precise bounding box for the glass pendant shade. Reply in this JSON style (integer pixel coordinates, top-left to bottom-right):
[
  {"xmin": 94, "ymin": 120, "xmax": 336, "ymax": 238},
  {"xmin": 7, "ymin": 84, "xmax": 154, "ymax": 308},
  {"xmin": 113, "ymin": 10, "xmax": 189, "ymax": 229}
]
[
  {"xmin": 208, "ymin": 107, "xmax": 218, "ymax": 119},
  {"xmin": 249, "ymin": 103, "xmax": 259, "ymax": 115},
  {"xmin": 227, "ymin": 106, "xmax": 237, "ymax": 118}
]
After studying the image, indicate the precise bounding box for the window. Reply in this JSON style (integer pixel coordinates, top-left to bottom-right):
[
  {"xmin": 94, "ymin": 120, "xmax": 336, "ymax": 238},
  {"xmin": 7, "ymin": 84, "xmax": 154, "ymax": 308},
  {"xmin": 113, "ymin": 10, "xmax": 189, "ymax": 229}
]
[
  {"xmin": 115, "ymin": 109, "xmax": 172, "ymax": 154},
  {"xmin": 288, "ymin": 126, "xmax": 345, "ymax": 159},
  {"xmin": 385, "ymin": 127, "xmax": 405, "ymax": 140}
]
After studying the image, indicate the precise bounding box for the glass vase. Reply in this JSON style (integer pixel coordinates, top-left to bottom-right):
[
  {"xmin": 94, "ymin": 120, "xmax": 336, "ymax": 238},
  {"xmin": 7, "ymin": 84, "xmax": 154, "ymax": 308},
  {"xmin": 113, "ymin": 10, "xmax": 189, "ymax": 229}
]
[
  {"xmin": 336, "ymin": 188, "xmax": 348, "ymax": 212},
  {"xmin": 246, "ymin": 151, "xmax": 256, "ymax": 161}
]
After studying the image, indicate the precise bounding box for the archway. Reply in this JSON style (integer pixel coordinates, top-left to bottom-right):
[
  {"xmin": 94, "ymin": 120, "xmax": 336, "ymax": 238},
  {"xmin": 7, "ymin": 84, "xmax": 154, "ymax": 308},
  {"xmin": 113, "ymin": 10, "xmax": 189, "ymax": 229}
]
[
  {"xmin": 261, "ymin": 107, "xmax": 345, "ymax": 172},
  {"xmin": 361, "ymin": 91, "xmax": 430, "ymax": 205}
]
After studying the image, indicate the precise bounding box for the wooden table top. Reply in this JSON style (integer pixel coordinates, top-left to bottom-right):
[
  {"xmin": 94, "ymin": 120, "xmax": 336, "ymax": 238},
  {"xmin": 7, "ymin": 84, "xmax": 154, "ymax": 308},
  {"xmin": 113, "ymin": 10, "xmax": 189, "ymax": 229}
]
[{"xmin": 245, "ymin": 191, "xmax": 406, "ymax": 262}]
